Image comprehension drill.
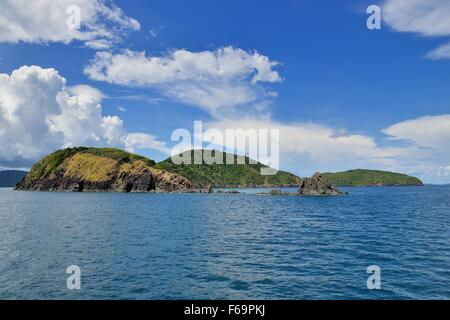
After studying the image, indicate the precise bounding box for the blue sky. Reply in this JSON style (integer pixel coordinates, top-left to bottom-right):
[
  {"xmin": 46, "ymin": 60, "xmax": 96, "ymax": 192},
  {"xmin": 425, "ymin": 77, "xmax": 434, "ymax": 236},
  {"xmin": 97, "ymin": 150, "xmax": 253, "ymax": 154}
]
[{"xmin": 1, "ymin": 0, "xmax": 450, "ymax": 183}]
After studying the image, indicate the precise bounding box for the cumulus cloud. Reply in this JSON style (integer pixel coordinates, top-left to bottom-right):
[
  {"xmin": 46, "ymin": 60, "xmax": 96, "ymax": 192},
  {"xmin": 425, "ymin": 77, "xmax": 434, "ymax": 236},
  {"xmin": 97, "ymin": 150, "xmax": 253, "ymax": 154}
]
[
  {"xmin": 384, "ymin": 114, "xmax": 450, "ymax": 151},
  {"xmin": 67, "ymin": 84, "xmax": 107, "ymax": 101},
  {"xmin": 2, "ymin": 66, "xmax": 449, "ymax": 182},
  {"xmin": 0, "ymin": 66, "xmax": 168, "ymax": 168},
  {"xmin": 84, "ymin": 47, "xmax": 282, "ymax": 117},
  {"xmin": 125, "ymin": 133, "xmax": 170, "ymax": 154},
  {"xmin": 382, "ymin": 0, "xmax": 450, "ymax": 59},
  {"xmin": 383, "ymin": 0, "xmax": 450, "ymax": 36},
  {"xmin": 0, "ymin": 0, "xmax": 140, "ymax": 48}
]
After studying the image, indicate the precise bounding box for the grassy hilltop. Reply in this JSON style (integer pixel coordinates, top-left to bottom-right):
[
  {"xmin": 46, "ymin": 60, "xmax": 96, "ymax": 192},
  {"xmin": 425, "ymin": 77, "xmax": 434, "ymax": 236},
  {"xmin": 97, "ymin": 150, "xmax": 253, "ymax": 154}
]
[
  {"xmin": 17, "ymin": 147, "xmax": 193, "ymax": 192},
  {"xmin": 156, "ymin": 149, "xmax": 302, "ymax": 188},
  {"xmin": 322, "ymin": 169, "xmax": 423, "ymax": 186},
  {"xmin": 27, "ymin": 147, "xmax": 156, "ymax": 180}
]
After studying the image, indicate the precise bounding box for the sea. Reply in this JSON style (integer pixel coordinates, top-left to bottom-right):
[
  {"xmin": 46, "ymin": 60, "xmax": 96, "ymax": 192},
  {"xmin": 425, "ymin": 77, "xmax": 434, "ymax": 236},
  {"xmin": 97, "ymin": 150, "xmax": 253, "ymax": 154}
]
[{"xmin": 0, "ymin": 185, "xmax": 449, "ymax": 299}]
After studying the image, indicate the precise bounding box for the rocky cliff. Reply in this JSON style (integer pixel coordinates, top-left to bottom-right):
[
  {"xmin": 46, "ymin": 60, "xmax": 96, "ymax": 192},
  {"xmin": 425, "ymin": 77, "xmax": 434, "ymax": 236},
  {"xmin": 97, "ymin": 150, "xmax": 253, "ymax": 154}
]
[{"xmin": 16, "ymin": 148, "xmax": 195, "ymax": 193}]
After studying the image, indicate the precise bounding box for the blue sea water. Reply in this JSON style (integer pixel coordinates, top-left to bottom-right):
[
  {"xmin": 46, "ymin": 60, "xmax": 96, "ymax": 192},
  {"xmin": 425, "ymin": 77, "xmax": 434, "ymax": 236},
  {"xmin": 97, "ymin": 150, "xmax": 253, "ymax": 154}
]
[{"xmin": 0, "ymin": 185, "xmax": 450, "ymax": 300}]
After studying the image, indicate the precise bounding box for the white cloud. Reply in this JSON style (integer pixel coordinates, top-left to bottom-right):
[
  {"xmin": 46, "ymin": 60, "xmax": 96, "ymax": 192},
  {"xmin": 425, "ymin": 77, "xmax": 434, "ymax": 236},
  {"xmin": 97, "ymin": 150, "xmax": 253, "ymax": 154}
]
[
  {"xmin": 125, "ymin": 133, "xmax": 170, "ymax": 154},
  {"xmin": 117, "ymin": 94, "xmax": 165, "ymax": 105},
  {"xmin": 426, "ymin": 41, "xmax": 450, "ymax": 60},
  {"xmin": 0, "ymin": 66, "xmax": 168, "ymax": 168},
  {"xmin": 383, "ymin": 114, "xmax": 450, "ymax": 151},
  {"xmin": 0, "ymin": 0, "xmax": 140, "ymax": 48},
  {"xmin": 67, "ymin": 84, "xmax": 107, "ymax": 102},
  {"xmin": 1, "ymin": 67, "xmax": 448, "ymax": 182},
  {"xmin": 84, "ymin": 47, "xmax": 282, "ymax": 117},
  {"xmin": 205, "ymin": 118, "xmax": 410, "ymax": 171},
  {"xmin": 382, "ymin": 0, "xmax": 450, "ymax": 59},
  {"xmin": 149, "ymin": 26, "xmax": 164, "ymax": 38},
  {"xmin": 49, "ymin": 90, "xmax": 126, "ymax": 148},
  {"xmin": 383, "ymin": 0, "xmax": 450, "ymax": 36}
]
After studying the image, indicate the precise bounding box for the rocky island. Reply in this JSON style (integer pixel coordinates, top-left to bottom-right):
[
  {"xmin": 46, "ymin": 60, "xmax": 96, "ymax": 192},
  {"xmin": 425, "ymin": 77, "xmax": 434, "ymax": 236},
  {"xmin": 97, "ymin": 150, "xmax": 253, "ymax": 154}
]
[
  {"xmin": 16, "ymin": 148, "xmax": 196, "ymax": 193},
  {"xmin": 15, "ymin": 147, "xmax": 424, "ymax": 194},
  {"xmin": 259, "ymin": 172, "xmax": 344, "ymax": 196},
  {"xmin": 298, "ymin": 172, "xmax": 343, "ymax": 195}
]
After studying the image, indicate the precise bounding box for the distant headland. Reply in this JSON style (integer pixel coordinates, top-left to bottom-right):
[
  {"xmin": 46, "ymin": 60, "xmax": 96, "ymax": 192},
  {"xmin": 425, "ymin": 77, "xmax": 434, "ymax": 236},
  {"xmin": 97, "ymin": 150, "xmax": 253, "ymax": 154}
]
[
  {"xmin": 0, "ymin": 170, "xmax": 28, "ymax": 188},
  {"xmin": 322, "ymin": 169, "xmax": 423, "ymax": 187}
]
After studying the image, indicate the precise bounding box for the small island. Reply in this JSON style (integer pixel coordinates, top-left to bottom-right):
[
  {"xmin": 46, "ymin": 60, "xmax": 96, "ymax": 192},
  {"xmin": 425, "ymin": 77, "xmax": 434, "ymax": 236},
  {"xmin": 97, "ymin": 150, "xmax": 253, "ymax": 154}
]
[
  {"xmin": 16, "ymin": 148, "xmax": 196, "ymax": 193},
  {"xmin": 260, "ymin": 172, "xmax": 344, "ymax": 196},
  {"xmin": 322, "ymin": 169, "xmax": 423, "ymax": 187}
]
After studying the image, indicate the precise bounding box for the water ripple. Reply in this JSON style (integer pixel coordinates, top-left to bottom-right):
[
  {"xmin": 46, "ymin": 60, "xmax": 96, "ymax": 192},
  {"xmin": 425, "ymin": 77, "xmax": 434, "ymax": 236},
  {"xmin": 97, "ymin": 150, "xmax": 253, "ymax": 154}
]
[{"xmin": 0, "ymin": 186, "xmax": 449, "ymax": 299}]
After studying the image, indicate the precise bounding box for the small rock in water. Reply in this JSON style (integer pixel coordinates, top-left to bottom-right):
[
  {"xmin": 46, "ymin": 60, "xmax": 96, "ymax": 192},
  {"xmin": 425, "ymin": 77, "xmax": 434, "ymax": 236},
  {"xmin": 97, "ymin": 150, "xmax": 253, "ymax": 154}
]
[
  {"xmin": 215, "ymin": 190, "xmax": 241, "ymax": 194},
  {"xmin": 298, "ymin": 172, "xmax": 343, "ymax": 195},
  {"xmin": 268, "ymin": 190, "xmax": 283, "ymax": 195}
]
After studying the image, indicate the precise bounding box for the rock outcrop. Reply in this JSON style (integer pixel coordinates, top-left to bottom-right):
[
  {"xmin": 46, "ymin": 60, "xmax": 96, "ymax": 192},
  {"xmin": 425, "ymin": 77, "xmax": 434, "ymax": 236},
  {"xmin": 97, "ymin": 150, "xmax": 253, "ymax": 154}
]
[
  {"xmin": 257, "ymin": 173, "xmax": 344, "ymax": 196},
  {"xmin": 298, "ymin": 172, "xmax": 342, "ymax": 195},
  {"xmin": 215, "ymin": 189, "xmax": 241, "ymax": 194},
  {"xmin": 16, "ymin": 148, "xmax": 195, "ymax": 193}
]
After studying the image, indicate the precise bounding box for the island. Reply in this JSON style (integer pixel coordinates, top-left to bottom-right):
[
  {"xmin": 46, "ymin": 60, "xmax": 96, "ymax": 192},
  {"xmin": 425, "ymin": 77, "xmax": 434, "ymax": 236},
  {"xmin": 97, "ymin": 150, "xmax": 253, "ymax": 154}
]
[
  {"xmin": 157, "ymin": 149, "xmax": 302, "ymax": 188},
  {"xmin": 16, "ymin": 147, "xmax": 196, "ymax": 193},
  {"xmin": 322, "ymin": 169, "xmax": 423, "ymax": 186},
  {"xmin": 15, "ymin": 148, "xmax": 424, "ymax": 194},
  {"xmin": 259, "ymin": 172, "xmax": 344, "ymax": 196}
]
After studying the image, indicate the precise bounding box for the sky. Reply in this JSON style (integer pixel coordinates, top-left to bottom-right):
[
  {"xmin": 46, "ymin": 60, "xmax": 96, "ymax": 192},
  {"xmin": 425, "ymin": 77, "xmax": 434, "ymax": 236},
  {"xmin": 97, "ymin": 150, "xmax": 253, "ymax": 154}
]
[{"xmin": 0, "ymin": 0, "xmax": 450, "ymax": 183}]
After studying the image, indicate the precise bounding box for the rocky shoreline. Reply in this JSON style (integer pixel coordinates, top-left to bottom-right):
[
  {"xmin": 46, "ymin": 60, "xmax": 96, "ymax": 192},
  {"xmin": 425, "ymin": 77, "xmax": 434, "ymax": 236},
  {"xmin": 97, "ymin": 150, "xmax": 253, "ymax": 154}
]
[
  {"xmin": 15, "ymin": 148, "xmax": 346, "ymax": 196},
  {"xmin": 14, "ymin": 148, "xmax": 424, "ymax": 195},
  {"xmin": 16, "ymin": 163, "xmax": 198, "ymax": 193},
  {"xmin": 15, "ymin": 149, "xmax": 200, "ymax": 193},
  {"xmin": 214, "ymin": 173, "xmax": 344, "ymax": 196},
  {"xmin": 16, "ymin": 171, "xmax": 344, "ymax": 196}
]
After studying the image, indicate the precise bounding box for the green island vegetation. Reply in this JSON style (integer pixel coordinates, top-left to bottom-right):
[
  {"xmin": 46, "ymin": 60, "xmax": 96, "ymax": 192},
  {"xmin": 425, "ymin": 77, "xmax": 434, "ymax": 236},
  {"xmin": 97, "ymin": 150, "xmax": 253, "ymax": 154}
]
[
  {"xmin": 17, "ymin": 147, "xmax": 196, "ymax": 193},
  {"xmin": 156, "ymin": 149, "xmax": 302, "ymax": 187},
  {"xmin": 18, "ymin": 148, "xmax": 424, "ymax": 190},
  {"xmin": 28, "ymin": 147, "xmax": 156, "ymax": 180},
  {"xmin": 322, "ymin": 169, "xmax": 423, "ymax": 186}
]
